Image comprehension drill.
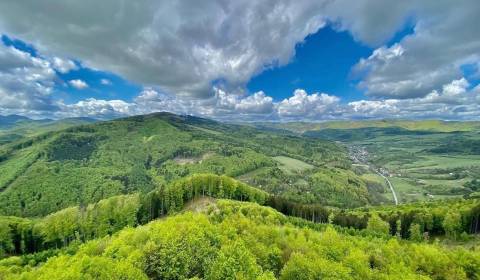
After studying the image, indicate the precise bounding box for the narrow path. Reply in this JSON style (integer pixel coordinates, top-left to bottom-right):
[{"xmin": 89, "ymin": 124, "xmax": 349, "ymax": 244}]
[{"xmin": 374, "ymin": 170, "xmax": 399, "ymax": 205}]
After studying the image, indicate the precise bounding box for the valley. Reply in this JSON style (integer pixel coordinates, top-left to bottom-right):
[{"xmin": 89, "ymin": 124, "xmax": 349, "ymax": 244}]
[{"xmin": 282, "ymin": 122, "xmax": 480, "ymax": 204}]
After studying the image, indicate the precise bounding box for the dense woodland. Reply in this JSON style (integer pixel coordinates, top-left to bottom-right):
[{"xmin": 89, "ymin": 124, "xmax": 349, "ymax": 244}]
[
  {"xmin": 1, "ymin": 199, "xmax": 479, "ymax": 279},
  {"xmin": 1, "ymin": 174, "xmax": 478, "ymax": 260}
]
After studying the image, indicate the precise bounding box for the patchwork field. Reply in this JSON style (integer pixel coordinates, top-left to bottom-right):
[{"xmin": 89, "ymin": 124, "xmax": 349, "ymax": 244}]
[{"xmin": 301, "ymin": 126, "xmax": 480, "ymax": 203}]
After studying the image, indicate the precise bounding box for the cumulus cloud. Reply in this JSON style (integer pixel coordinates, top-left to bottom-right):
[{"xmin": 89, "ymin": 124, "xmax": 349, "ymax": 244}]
[
  {"xmin": 132, "ymin": 87, "xmax": 274, "ymax": 120},
  {"xmin": 0, "ymin": 42, "xmax": 58, "ymax": 113},
  {"xmin": 58, "ymin": 98, "xmax": 136, "ymax": 119},
  {"xmin": 26, "ymin": 78, "xmax": 478, "ymax": 120},
  {"xmin": 346, "ymin": 78, "xmax": 480, "ymax": 119},
  {"xmin": 0, "ymin": 0, "xmax": 328, "ymax": 97},
  {"xmin": 235, "ymin": 91, "xmax": 274, "ymax": 114},
  {"xmin": 349, "ymin": 0, "xmax": 480, "ymax": 99},
  {"xmin": 277, "ymin": 89, "xmax": 340, "ymax": 119},
  {"xmin": 60, "ymin": 88, "xmax": 340, "ymax": 120},
  {"xmin": 52, "ymin": 57, "xmax": 77, "ymax": 73},
  {"xmin": 69, "ymin": 79, "xmax": 88, "ymax": 89}
]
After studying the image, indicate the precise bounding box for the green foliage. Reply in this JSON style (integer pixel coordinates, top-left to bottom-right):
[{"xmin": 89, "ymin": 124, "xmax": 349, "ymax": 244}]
[
  {"xmin": 0, "ymin": 174, "xmax": 270, "ymax": 257},
  {"xmin": 206, "ymin": 241, "xmax": 264, "ymax": 280},
  {"xmin": 138, "ymin": 174, "xmax": 269, "ymax": 221},
  {"xmin": 429, "ymin": 138, "xmax": 480, "ymax": 155},
  {"xmin": 443, "ymin": 210, "xmax": 463, "ymax": 239},
  {"xmin": 1, "ymin": 201, "xmax": 478, "ymax": 280},
  {"xmin": 0, "ymin": 194, "xmax": 141, "ymax": 256},
  {"xmin": 409, "ymin": 223, "xmax": 424, "ymax": 242},
  {"xmin": 366, "ymin": 213, "xmax": 390, "ymax": 237},
  {"xmin": 280, "ymin": 253, "xmax": 352, "ymax": 280},
  {"xmin": 15, "ymin": 255, "xmax": 147, "ymax": 280},
  {"xmin": 465, "ymin": 179, "xmax": 480, "ymax": 192},
  {"xmin": 45, "ymin": 133, "xmax": 100, "ymax": 161},
  {"xmin": 308, "ymin": 168, "xmax": 369, "ymax": 208},
  {"xmin": 1, "ymin": 115, "xmax": 480, "ymax": 278},
  {"xmin": 0, "ymin": 222, "xmax": 13, "ymax": 258},
  {"xmin": 341, "ymin": 199, "xmax": 480, "ymax": 239}
]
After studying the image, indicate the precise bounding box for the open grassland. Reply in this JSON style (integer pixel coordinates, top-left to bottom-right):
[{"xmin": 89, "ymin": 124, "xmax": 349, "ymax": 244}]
[{"xmin": 273, "ymin": 156, "xmax": 314, "ymax": 174}]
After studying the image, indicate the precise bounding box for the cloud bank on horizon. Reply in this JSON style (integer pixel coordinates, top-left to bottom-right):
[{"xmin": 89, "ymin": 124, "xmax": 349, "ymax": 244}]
[{"xmin": 0, "ymin": 0, "xmax": 479, "ymax": 121}]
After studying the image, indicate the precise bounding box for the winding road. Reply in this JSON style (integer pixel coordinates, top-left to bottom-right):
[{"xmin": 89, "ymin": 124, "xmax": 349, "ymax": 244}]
[
  {"xmin": 374, "ymin": 170, "xmax": 399, "ymax": 205},
  {"xmin": 348, "ymin": 145, "xmax": 399, "ymax": 205}
]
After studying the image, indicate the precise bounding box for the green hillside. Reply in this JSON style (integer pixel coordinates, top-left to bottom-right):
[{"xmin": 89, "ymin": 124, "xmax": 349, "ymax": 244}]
[{"xmin": 0, "ymin": 112, "xmax": 381, "ymax": 217}]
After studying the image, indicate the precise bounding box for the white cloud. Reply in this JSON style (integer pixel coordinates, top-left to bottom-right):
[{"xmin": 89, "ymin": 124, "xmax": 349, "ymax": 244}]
[
  {"xmin": 69, "ymin": 79, "xmax": 88, "ymax": 89},
  {"xmin": 441, "ymin": 78, "xmax": 469, "ymax": 97},
  {"xmin": 31, "ymin": 78, "xmax": 480, "ymax": 120},
  {"xmin": 100, "ymin": 78, "xmax": 112, "ymax": 85},
  {"xmin": 0, "ymin": 43, "xmax": 57, "ymax": 112},
  {"xmin": 1, "ymin": 1, "xmax": 479, "ymax": 121},
  {"xmin": 346, "ymin": 78, "xmax": 480, "ymax": 119},
  {"xmin": 348, "ymin": 0, "xmax": 480, "ymax": 99},
  {"xmin": 277, "ymin": 89, "xmax": 340, "ymax": 119},
  {"xmin": 52, "ymin": 57, "xmax": 77, "ymax": 73},
  {"xmin": 133, "ymin": 87, "xmax": 274, "ymax": 119},
  {"xmin": 58, "ymin": 98, "xmax": 136, "ymax": 119},
  {"xmin": 324, "ymin": 0, "xmax": 415, "ymax": 46},
  {"xmin": 0, "ymin": 0, "xmax": 327, "ymax": 98},
  {"xmin": 236, "ymin": 91, "xmax": 274, "ymax": 114}
]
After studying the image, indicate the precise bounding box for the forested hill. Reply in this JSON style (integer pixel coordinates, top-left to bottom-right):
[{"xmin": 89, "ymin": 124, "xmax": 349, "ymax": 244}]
[{"xmin": 0, "ymin": 112, "xmax": 378, "ymax": 217}]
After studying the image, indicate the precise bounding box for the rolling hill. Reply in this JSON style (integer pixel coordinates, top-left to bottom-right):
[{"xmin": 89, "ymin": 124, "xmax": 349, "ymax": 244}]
[
  {"xmin": 0, "ymin": 112, "xmax": 383, "ymax": 217},
  {"xmin": 0, "ymin": 115, "xmax": 97, "ymax": 145},
  {"xmin": 255, "ymin": 119, "xmax": 480, "ymax": 134}
]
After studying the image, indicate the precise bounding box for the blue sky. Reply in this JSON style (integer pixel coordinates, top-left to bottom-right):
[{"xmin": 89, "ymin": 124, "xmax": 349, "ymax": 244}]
[
  {"xmin": 248, "ymin": 26, "xmax": 373, "ymax": 102},
  {"xmin": 2, "ymin": 35, "xmax": 141, "ymax": 104},
  {"xmin": 0, "ymin": 1, "xmax": 479, "ymax": 121}
]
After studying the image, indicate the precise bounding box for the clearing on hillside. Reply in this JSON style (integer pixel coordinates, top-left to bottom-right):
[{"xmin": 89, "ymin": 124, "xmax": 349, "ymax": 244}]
[{"xmin": 273, "ymin": 156, "xmax": 314, "ymax": 174}]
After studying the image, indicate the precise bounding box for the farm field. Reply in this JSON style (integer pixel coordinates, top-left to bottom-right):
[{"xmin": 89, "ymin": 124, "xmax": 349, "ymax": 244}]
[
  {"xmin": 291, "ymin": 124, "xmax": 480, "ymax": 203},
  {"xmin": 369, "ymin": 145, "xmax": 479, "ymax": 202}
]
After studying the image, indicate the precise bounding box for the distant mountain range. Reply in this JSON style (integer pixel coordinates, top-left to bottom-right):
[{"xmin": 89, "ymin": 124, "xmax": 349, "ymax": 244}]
[
  {"xmin": 0, "ymin": 115, "xmax": 98, "ymax": 145},
  {"xmin": 253, "ymin": 119, "xmax": 480, "ymax": 134},
  {"xmin": 0, "ymin": 115, "xmax": 97, "ymax": 129}
]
